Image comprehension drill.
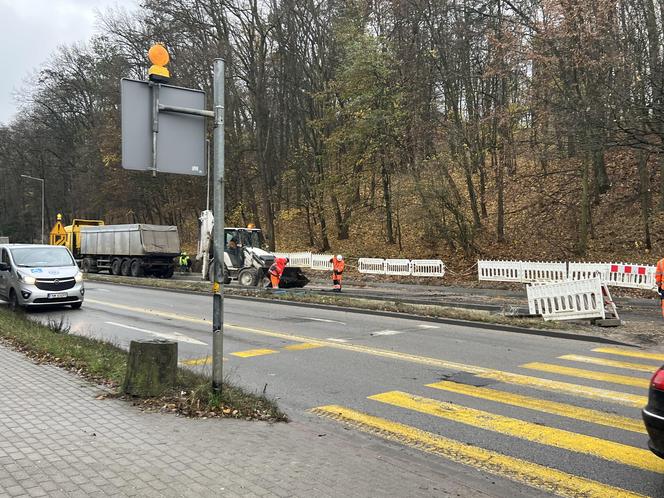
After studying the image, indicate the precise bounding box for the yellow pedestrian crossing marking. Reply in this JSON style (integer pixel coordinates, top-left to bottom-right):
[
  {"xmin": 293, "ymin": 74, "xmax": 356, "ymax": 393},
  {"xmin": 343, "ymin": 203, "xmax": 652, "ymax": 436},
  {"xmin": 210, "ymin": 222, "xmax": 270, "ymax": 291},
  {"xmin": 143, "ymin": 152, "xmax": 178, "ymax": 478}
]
[
  {"xmin": 559, "ymin": 354, "xmax": 659, "ymax": 373},
  {"xmin": 476, "ymin": 371, "xmax": 647, "ymax": 407},
  {"xmin": 230, "ymin": 348, "xmax": 278, "ymax": 358},
  {"xmin": 182, "ymin": 356, "xmax": 211, "ymax": 366},
  {"xmin": 311, "ymin": 405, "xmax": 644, "ymax": 498},
  {"xmin": 593, "ymin": 347, "xmax": 664, "ymax": 362},
  {"xmin": 283, "ymin": 342, "xmax": 324, "ymax": 351},
  {"xmin": 369, "ymin": 391, "xmax": 664, "ymax": 474},
  {"xmin": 426, "ymin": 381, "xmax": 646, "ymax": 434},
  {"xmin": 521, "ymin": 363, "xmax": 650, "ymax": 389}
]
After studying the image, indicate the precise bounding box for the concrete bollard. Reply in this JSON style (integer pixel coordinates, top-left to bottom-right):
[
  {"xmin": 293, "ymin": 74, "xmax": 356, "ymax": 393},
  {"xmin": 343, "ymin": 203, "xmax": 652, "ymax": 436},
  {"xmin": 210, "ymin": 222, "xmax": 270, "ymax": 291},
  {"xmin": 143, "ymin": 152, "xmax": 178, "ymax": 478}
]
[{"xmin": 122, "ymin": 339, "xmax": 178, "ymax": 397}]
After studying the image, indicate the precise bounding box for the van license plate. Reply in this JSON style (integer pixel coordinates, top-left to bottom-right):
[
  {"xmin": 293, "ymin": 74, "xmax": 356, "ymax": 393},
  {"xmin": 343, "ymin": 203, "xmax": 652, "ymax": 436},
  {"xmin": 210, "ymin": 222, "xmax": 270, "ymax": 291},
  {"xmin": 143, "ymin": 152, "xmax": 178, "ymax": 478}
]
[{"xmin": 47, "ymin": 293, "xmax": 67, "ymax": 299}]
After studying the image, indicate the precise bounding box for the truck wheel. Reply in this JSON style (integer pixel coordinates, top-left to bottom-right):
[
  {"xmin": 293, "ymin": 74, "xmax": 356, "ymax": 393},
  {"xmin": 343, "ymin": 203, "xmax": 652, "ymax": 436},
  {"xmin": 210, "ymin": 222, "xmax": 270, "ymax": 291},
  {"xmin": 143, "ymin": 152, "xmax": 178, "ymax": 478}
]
[
  {"xmin": 130, "ymin": 259, "xmax": 144, "ymax": 277},
  {"xmin": 110, "ymin": 258, "xmax": 122, "ymax": 275},
  {"xmin": 238, "ymin": 268, "xmax": 259, "ymax": 287},
  {"xmin": 81, "ymin": 258, "xmax": 92, "ymax": 273},
  {"xmin": 120, "ymin": 258, "xmax": 132, "ymax": 277},
  {"xmin": 161, "ymin": 265, "xmax": 174, "ymax": 279}
]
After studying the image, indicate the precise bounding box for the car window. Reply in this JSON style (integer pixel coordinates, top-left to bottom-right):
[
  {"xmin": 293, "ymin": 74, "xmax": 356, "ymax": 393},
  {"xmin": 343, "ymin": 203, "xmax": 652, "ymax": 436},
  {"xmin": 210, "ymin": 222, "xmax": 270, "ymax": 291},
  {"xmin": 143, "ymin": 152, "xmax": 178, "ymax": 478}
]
[
  {"xmin": 0, "ymin": 249, "xmax": 8, "ymax": 266},
  {"xmin": 9, "ymin": 247, "xmax": 75, "ymax": 268}
]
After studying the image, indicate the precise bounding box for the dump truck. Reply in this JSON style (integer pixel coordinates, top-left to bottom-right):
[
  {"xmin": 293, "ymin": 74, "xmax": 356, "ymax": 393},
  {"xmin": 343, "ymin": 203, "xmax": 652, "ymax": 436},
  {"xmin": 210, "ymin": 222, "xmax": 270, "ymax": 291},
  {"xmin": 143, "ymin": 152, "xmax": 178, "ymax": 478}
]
[
  {"xmin": 50, "ymin": 215, "xmax": 180, "ymax": 278},
  {"xmin": 197, "ymin": 210, "xmax": 309, "ymax": 288}
]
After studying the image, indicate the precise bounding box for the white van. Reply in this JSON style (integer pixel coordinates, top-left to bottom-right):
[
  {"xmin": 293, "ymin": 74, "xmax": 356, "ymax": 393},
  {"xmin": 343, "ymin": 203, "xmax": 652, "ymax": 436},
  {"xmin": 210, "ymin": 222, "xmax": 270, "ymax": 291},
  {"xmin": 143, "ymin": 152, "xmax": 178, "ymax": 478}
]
[{"xmin": 0, "ymin": 244, "xmax": 84, "ymax": 311}]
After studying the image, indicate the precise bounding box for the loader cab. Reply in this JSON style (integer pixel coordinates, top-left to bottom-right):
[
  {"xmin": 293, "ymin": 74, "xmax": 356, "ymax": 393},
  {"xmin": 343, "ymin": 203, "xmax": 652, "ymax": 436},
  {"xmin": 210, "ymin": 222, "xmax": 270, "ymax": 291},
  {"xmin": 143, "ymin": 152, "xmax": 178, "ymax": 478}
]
[{"xmin": 224, "ymin": 228, "xmax": 266, "ymax": 251}]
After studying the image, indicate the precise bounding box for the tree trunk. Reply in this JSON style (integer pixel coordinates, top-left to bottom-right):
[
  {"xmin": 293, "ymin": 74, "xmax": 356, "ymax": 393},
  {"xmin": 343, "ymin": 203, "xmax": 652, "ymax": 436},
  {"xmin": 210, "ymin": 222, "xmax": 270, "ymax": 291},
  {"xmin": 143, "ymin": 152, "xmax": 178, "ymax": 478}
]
[
  {"xmin": 381, "ymin": 159, "xmax": 395, "ymax": 244},
  {"xmin": 577, "ymin": 160, "xmax": 590, "ymax": 255},
  {"xmin": 638, "ymin": 150, "xmax": 652, "ymax": 250}
]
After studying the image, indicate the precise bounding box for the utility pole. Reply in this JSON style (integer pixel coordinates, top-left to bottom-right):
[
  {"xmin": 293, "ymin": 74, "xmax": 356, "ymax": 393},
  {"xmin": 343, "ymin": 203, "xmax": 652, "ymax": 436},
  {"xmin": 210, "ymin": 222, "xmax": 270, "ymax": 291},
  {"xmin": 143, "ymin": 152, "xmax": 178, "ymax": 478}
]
[
  {"xmin": 20, "ymin": 175, "xmax": 44, "ymax": 244},
  {"xmin": 211, "ymin": 58, "xmax": 225, "ymax": 392}
]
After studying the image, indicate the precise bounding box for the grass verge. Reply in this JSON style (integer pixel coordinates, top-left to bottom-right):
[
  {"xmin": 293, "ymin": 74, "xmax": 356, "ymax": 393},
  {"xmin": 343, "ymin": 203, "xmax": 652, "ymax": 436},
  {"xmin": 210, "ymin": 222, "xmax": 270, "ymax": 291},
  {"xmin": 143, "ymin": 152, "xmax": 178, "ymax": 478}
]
[
  {"xmin": 0, "ymin": 309, "xmax": 286, "ymax": 421},
  {"xmin": 84, "ymin": 273, "xmax": 576, "ymax": 332}
]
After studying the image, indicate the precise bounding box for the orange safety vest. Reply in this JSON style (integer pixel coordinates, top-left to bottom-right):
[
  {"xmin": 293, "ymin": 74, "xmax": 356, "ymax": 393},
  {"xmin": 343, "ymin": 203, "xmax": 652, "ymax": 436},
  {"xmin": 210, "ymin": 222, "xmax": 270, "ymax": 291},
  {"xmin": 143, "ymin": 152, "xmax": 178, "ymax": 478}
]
[
  {"xmin": 657, "ymin": 258, "xmax": 664, "ymax": 287},
  {"xmin": 332, "ymin": 259, "xmax": 345, "ymax": 276}
]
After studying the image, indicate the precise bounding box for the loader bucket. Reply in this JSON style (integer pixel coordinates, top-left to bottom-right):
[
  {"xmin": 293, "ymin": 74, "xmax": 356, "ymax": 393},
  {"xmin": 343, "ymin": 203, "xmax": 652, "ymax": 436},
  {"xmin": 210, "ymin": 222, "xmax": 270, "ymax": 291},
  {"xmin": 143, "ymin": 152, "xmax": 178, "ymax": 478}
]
[{"xmin": 279, "ymin": 267, "xmax": 309, "ymax": 288}]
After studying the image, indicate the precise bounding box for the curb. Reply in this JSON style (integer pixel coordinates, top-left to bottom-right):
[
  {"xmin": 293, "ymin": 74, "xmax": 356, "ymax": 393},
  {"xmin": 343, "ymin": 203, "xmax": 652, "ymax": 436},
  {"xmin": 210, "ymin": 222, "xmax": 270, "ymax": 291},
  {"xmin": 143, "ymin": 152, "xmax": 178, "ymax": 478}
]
[{"xmin": 84, "ymin": 277, "xmax": 633, "ymax": 346}]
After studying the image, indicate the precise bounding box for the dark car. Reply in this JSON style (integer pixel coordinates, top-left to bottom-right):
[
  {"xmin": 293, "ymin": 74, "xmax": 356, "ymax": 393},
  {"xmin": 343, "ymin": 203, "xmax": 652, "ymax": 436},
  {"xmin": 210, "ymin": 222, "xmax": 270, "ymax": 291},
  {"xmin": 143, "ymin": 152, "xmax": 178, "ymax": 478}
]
[{"xmin": 643, "ymin": 366, "xmax": 664, "ymax": 458}]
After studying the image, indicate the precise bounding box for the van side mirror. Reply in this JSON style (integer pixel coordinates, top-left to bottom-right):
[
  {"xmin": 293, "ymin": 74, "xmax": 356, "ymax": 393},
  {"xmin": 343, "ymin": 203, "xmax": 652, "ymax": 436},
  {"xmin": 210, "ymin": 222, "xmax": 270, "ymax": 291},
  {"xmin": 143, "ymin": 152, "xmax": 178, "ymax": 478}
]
[{"xmin": 0, "ymin": 262, "xmax": 9, "ymax": 272}]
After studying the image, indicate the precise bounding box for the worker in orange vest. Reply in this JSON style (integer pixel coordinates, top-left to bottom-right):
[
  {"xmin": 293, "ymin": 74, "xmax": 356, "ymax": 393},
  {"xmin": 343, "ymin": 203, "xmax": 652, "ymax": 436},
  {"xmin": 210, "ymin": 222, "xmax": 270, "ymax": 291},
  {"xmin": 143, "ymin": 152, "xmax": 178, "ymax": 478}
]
[
  {"xmin": 330, "ymin": 255, "xmax": 345, "ymax": 292},
  {"xmin": 269, "ymin": 257, "xmax": 288, "ymax": 289},
  {"xmin": 657, "ymin": 258, "xmax": 664, "ymax": 318}
]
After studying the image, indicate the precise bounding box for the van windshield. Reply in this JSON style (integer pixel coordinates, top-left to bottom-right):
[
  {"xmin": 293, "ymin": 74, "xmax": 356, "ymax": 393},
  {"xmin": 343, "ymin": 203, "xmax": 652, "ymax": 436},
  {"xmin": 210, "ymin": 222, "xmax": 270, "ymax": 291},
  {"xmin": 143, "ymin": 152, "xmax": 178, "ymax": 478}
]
[{"xmin": 10, "ymin": 247, "xmax": 75, "ymax": 268}]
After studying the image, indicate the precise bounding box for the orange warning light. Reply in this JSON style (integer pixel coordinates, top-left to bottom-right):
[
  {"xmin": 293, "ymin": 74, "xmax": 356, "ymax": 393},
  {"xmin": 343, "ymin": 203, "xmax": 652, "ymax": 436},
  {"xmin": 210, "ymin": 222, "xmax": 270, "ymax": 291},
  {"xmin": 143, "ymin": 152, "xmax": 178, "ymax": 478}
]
[
  {"xmin": 148, "ymin": 44, "xmax": 170, "ymax": 66},
  {"xmin": 148, "ymin": 44, "xmax": 170, "ymax": 82}
]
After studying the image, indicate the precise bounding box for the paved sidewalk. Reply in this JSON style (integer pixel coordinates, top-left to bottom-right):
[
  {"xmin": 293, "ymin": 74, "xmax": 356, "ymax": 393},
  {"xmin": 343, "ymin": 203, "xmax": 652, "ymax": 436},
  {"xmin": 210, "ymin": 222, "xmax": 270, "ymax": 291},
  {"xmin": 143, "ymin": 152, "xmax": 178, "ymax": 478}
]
[{"xmin": 0, "ymin": 344, "xmax": 502, "ymax": 497}]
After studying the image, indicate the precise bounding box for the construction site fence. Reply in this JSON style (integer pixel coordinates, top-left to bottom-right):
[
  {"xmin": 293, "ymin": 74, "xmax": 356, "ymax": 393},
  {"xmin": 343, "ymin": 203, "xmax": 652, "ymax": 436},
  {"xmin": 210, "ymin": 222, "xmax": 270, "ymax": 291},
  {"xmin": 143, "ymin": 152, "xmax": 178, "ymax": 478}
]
[
  {"xmin": 274, "ymin": 252, "xmax": 445, "ymax": 277},
  {"xmin": 479, "ymin": 259, "xmax": 657, "ymax": 291},
  {"xmin": 357, "ymin": 258, "xmax": 445, "ymax": 277},
  {"xmin": 526, "ymin": 277, "xmax": 606, "ymax": 321}
]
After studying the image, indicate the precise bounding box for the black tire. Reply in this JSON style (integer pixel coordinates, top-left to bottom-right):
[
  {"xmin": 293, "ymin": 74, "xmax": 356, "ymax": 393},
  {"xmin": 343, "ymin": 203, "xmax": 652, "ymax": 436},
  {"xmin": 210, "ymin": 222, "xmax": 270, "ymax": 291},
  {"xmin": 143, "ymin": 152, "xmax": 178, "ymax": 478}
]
[
  {"xmin": 110, "ymin": 258, "xmax": 122, "ymax": 275},
  {"xmin": 8, "ymin": 289, "xmax": 20, "ymax": 312},
  {"xmin": 70, "ymin": 302, "xmax": 82, "ymax": 310},
  {"xmin": 161, "ymin": 265, "xmax": 174, "ymax": 279},
  {"xmin": 130, "ymin": 259, "xmax": 144, "ymax": 278},
  {"xmin": 238, "ymin": 268, "xmax": 259, "ymax": 287},
  {"xmin": 120, "ymin": 258, "xmax": 132, "ymax": 277}
]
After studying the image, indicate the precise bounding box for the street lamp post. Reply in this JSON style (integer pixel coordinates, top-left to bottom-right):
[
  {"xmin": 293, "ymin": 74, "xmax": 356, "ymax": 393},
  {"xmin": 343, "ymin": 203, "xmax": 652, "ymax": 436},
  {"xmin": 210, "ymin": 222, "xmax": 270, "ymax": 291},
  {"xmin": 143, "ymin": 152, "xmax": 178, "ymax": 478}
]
[{"xmin": 20, "ymin": 175, "xmax": 44, "ymax": 244}]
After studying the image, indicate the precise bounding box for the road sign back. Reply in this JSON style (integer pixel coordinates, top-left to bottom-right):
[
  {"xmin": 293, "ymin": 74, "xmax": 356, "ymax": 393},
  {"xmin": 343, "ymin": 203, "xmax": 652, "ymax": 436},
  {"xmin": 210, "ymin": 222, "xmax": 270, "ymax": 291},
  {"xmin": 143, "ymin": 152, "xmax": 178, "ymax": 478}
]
[{"xmin": 121, "ymin": 78, "xmax": 206, "ymax": 176}]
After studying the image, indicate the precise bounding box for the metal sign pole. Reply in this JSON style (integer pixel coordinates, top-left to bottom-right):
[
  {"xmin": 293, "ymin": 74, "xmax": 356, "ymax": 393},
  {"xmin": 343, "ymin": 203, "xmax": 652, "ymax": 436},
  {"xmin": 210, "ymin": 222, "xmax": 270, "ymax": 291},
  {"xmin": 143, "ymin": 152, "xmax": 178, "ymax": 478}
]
[{"xmin": 212, "ymin": 58, "xmax": 225, "ymax": 392}]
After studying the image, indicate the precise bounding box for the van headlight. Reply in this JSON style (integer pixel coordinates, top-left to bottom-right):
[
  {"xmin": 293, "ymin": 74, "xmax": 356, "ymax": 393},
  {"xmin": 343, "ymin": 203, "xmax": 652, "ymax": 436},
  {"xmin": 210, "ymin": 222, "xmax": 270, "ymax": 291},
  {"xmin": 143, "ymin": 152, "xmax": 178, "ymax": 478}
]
[
  {"xmin": 74, "ymin": 272, "xmax": 83, "ymax": 283},
  {"xmin": 19, "ymin": 273, "xmax": 36, "ymax": 285}
]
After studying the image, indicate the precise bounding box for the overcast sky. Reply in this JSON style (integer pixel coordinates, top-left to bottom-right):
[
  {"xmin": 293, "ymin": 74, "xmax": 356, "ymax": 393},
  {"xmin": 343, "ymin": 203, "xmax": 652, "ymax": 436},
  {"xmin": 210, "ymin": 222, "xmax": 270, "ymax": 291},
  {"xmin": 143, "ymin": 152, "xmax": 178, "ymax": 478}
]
[{"xmin": 0, "ymin": 0, "xmax": 139, "ymax": 125}]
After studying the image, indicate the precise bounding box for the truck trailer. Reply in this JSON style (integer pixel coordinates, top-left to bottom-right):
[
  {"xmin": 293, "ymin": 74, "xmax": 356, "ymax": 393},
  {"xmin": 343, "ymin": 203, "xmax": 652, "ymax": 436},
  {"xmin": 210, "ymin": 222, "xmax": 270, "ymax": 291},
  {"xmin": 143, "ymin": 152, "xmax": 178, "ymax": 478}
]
[{"xmin": 50, "ymin": 216, "xmax": 180, "ymax": 278}]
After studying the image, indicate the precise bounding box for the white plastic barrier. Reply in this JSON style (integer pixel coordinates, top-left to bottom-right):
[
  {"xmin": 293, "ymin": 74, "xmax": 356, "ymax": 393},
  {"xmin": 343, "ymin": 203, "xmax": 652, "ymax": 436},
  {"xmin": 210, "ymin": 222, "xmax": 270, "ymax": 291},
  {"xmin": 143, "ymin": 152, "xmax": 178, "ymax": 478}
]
[
  {"xmin": 478, "ymin": 260, "xmax": 523, "ymax": 282},
  {"xmin": 568, "ymin": 262, "xmax": 609, "ymax": 281},
  {"xmin": 527, "ymin": 277, "xmax": 605, "ymax": 321},
  {"xmin": 606, "ymin": 263, "xmax": 656, "ymax": 290},
  {"xmin": 290, "ymin": 252, "xmax": 313, "ymax": 267},
  {"xmin": 311, "ymin": 253, "xmax": 334, "ymax": 271},
  {"xmin": 521, "ymin": 261, "xmax": 567, "ymax": 282},
  {"xmin": 412, "ymin": 260, "xmax": 446, "ymax": 277},
  {"xmin": 481, "ymin": 259, "xmax": 657, "ymax": 291},
  {"xmin": 385, "ymin": 259, "xmax": 412, "ymax": 276},
  {"xmin": 358, "ymin": 258, "xmax": 387, "ymax": 274}
]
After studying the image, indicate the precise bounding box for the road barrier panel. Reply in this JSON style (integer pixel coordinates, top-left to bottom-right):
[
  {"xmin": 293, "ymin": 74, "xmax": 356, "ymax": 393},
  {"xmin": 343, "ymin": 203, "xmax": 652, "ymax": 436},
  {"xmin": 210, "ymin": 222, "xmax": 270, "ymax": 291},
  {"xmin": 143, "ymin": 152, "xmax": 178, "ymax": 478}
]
[
  {"xmin": 527, "ymin": 278, "xmax": 605, "ymax": 321},
  {"xmin": 358, "ymin": 258, "xmax": 387, "ymax": 275},
  {"xmin": 606, "ymin": 263, "xmax": 656, "ymax": 290},
  {"xmin": 411, "ymin": 260, "xmax": 445, "ymax": 277},
  {"xmin": 521, "ymin": 261, "xmax": 567, "ymax": 282},
  {"xmin": 385, "ymin": 259, "xmax": 412, "ymax": 276},
  {"xmin": 478, "ymin": 260, "xmax": 523, "ymax": 282},
  {"xmin": 311, "ymin": 253, "xmax": 334, "ymax": 271}
]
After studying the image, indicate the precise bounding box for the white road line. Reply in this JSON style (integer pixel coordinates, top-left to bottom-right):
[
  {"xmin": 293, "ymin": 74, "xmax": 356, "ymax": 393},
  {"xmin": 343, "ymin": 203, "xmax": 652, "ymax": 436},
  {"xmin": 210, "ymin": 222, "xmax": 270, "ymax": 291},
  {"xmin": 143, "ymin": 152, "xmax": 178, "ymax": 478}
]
[
  {"xmin": 417, "ymin": 325, "xmax": 439, "ymax": 329},
  {"xmin": 105, "ymin": 321, "xmax": 208, "ymax": 345},
  {"xmin": 302, "ymin": 317, "xmax": 347, "ymax": 325},
  {"xmin": 327, "ymin": 338, "xmax": 349, "ymax": 343},
  {"xmin": 371, "ymin": 330, "xmax": 403, "ymax": 336}
]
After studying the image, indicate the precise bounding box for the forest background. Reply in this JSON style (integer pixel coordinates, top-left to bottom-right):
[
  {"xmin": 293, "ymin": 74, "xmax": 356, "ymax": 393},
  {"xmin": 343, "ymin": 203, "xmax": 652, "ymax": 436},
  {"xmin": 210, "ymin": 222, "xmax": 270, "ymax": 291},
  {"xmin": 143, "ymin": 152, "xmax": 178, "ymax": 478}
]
[{"xmin": 2, "ymin": 0, "xmax": 664, "ymax": 271}]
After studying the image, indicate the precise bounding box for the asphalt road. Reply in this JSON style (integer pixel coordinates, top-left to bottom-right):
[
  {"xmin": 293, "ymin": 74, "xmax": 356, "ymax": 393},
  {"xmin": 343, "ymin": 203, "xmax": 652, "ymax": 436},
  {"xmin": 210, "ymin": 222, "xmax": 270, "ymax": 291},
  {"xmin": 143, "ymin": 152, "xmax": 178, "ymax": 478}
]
[{"xmin": 21, "ymin": 281, "xmax": 664, "ymax": 497}]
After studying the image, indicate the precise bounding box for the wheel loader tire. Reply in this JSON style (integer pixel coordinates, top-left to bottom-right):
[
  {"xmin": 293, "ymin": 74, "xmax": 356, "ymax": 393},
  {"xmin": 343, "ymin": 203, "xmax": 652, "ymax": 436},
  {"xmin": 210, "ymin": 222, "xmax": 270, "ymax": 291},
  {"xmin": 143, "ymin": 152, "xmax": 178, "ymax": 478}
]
[
  {"xmin": 130, "ymin": 259, "xmax": 144, "ymax": 278},
  {"xmin": 120, "ymin": 258, "xmax": 132, "ymax": 277},
  {"xmin": 238, "ymin": 268, "xmax": 259, "ymax": 287},
  {"xmin": 110, "ymin": 258, "xmax": 122, "ymax": 276}
]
